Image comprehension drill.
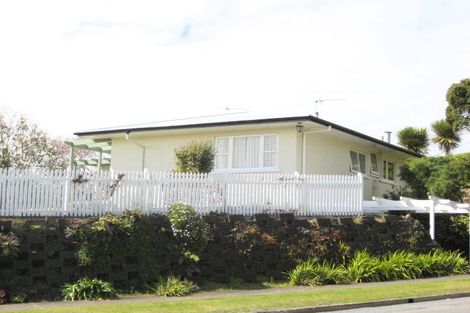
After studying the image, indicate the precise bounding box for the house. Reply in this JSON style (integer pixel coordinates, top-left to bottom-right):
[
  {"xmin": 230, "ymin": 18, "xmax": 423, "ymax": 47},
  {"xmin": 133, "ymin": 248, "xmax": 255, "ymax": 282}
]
[{"xmin": 73, "ymin": 112, "xmax": 420, "ymax": 200}]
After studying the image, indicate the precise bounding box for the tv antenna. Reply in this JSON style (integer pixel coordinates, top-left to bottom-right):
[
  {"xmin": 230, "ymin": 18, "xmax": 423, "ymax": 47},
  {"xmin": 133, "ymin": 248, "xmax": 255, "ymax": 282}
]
[{"xmin": 314, "ymin": 98, "xmax": 346, "ymax": 118}]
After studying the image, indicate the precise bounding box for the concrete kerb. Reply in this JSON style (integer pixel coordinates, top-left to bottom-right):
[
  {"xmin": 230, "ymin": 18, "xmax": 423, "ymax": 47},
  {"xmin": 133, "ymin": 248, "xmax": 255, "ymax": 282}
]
[{"xmin": 256, "ymin": 292, "xmax": 470, "ymax": 313}]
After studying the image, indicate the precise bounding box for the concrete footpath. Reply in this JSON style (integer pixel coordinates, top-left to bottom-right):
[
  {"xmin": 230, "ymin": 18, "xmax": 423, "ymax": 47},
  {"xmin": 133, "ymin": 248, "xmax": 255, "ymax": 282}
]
[{"xmin": 1, "ymin": 275, "xmax": 470, "ymax": 312}]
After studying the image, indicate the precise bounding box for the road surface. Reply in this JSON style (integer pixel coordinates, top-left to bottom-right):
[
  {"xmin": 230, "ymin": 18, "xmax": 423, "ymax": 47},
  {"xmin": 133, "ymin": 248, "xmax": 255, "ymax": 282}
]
[{"xmin": 334, "ymin": 297, "xmax": 470, "ymax": 313}]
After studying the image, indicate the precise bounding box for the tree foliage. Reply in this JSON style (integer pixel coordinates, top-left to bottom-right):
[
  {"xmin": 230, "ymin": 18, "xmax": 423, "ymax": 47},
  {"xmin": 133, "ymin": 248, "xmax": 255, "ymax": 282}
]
[
  {"xmin": 174, "ymin": 140, "xmax": 214, "ymax": 173},
  {"xmin": 397, "ymin": 127, "xmax": 429, "ymax": 155},
  {"xmin": 400, "ymin": 153, "xmax": 470, "ymax": 201},
  {"xmin": 0, "ymin": 111, "xmax": 68, "ymax": 169},
  {"xmin": 446, "ymin": 78, "xmax": 470, "ymax": 131},
  {"xmin": 431, "ymin": 119, "xmax": 461, "ymax": 155}
]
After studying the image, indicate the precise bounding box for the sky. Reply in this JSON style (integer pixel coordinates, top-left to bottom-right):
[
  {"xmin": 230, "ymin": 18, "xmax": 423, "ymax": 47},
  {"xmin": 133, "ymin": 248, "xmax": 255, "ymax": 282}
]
[{"xmin": 0, "ymin": 0, "xmax": 469, "ymax": 155}]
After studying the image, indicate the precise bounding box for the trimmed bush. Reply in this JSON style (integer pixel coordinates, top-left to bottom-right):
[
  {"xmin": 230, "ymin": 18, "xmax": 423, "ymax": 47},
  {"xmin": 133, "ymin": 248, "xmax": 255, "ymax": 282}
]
[
  {"xmin": 153, "ymin": 276, "xmax": 198, "ymax": 297},
  {"xmin": 175, "ymin": 140, "xmax": 214, "ymax": 173},
  {"xmin": 62, "ymin": 278, "xmax": 118, "ymax": 301}
]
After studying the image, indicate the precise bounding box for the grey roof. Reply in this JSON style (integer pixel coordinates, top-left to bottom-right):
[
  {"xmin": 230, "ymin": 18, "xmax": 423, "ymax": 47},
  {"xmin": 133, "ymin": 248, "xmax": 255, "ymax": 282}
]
[{"xmin": 74, "ymin": 111, "xmax": 421, "ymax": 157}]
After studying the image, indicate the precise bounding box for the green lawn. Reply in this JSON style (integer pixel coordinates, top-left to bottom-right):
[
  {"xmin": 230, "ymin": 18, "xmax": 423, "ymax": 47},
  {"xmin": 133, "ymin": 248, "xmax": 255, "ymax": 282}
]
[{"xmin": 10, "ymin": 277, "xmax": 470, "ymax": 313}]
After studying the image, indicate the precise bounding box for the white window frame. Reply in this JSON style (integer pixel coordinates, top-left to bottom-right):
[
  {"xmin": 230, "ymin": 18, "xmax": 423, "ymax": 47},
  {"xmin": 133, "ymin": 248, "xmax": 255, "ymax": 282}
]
[
  {"xmin": 214, "ymin": 134, "xmax": 279, "ymax": 172},
  {"xmin": 349, "ymin": 150, "xmax": 367, "ymax": 174},
  {"xmin": 382, "ymin": 159, "xmax": 395, "ymax": 183},
  {"xmin": 369, "ymin": 152, "xmax": 380, "ymax": 177}
]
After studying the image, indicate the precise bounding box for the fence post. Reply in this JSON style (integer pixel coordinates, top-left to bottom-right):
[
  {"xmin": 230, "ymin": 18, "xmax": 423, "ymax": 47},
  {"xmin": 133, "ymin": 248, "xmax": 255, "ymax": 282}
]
[
  {"xmin": 357, "ymin": 172, "xmax": 363, "ymax": 215},
  {"xmin": 63, "ymin": 169, "xmax": 70, "ymax": 215}
]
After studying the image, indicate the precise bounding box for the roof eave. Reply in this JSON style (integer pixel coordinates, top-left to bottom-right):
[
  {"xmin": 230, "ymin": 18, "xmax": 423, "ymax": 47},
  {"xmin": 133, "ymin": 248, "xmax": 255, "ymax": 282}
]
[{"xmin": 74, "ymin": 115, "xmax": 421, "ymax": 158}]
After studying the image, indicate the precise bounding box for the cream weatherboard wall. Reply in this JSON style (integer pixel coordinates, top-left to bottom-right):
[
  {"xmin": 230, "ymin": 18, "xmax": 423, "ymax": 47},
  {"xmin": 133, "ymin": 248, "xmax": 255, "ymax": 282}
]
[
  {"xmin": 303, "ymin": 132, "xmax": 407, "ymax": 199},
  {"xmin": 110, "ymin": 126, "xmax": 300, "ymax": 173},
  {"xmin": 108, "ymin": 124, "xmax": 410, "ymax": 200}
]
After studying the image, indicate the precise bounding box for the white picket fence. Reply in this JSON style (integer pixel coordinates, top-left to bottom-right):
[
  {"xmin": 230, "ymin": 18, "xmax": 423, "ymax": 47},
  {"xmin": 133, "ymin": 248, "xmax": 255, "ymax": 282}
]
[{"xmin": 0, "ymin": 168, "xmax": 363, "ymax": 217}]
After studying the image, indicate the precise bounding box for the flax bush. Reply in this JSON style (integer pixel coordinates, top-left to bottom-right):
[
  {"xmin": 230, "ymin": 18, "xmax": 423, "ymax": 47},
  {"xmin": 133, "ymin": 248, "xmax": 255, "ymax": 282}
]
[
  {"xmin": 152, "ymin": 275, "xmax": 198, "ymax": 297},
  {"xmin": 62, "ymin": 278, "xmax": 118, "ymax": 301},
  {"xmin": 288, "ymin": 259, "xmax": 348, "ymax": 286},
  {"xmin": 289, "ymin": 249, "xmax": 468, "ymax": 286}
]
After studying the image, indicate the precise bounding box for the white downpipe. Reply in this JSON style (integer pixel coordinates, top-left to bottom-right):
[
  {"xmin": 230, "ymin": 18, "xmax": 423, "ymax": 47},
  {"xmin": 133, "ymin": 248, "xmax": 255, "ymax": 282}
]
[
  {"xmin": 428, "ymin": 196, "xmax": 435, "ymax": 240},
  {"xmin": 126, "ymin": 133, "xmax": 147, "ymax": 171},
  {"xmin": 302, "ymin": 126, "xmax": 332, "ymax": 174}
]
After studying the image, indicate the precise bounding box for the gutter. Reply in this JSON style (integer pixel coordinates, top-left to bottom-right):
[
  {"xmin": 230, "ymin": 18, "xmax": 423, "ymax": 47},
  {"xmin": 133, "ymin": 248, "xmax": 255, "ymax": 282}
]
[{"xmin": 74, "ymin": 115, "xmax": 421, "ymax": 158}]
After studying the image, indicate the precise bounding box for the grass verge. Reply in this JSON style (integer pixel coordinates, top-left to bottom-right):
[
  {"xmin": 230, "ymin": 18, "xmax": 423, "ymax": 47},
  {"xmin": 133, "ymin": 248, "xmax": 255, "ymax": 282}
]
[{"xmin": 8, "ymin": 277, "xmax": 470, "ymax": 313}]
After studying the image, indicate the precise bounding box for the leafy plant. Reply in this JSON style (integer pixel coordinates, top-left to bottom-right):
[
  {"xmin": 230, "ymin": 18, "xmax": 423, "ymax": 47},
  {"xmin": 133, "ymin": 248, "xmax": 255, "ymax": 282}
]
[
  {"xmin": 9, "ymin": 292, "xmax": 27, "ymax": 303},
  {"xmin": 288, "ymin": 258, "xmax": 348, "ymax": 286},
  {"xmin": 65, "ymin": 210, "xmax": 161, "ymax": 282},
  {"xmin": 400, "ymin": 153, "xmax": 470, "ymax": 201},
  {"xmin": 175, "ymin": 140, "xmax": 214, "ymax": 173},
  {"xmin": 153, "ymin": 276, "xmax": 198, "ymax": 297},
  {"xmin": 446, "ymin": 78, "xmax": 470, "ymax": 131},
  {"xmin": 0, "ymin": 232, "xmax": 20, "ymax": 257},
  {"xmin": 416, "ymin": 249, "xmax": 468, "ymax": 277},
  {"xmin": 167, "ymin": 203, "xmax": 209, "ymax": 258},
  {"xmin": 431, "ymin": 119, "xmax": 461, "ymax": 155},
  {"xmin": 62, "ymin": 278, "xmax": 118, "ymax": 301},
  {"xmin": 397, "ymin": 127, "xmax": 429, "ymax": 155},
  {"xmin": 347, "ymin": 250, "xmax": 380, "ymax": 283}
]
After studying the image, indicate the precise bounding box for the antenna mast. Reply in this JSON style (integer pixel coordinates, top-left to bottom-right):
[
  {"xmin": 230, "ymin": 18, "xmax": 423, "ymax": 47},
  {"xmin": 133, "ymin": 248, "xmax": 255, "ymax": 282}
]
[{"xmin": 314, "ymin": 98, "xmax": 346, "ymax": 117}]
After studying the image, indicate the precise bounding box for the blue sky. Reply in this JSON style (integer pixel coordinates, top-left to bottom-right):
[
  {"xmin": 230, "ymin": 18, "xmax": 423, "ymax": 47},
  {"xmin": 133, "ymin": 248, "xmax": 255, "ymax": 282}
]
[{"xmin": 0, "ymin": 0, "xmax": 469, "ymax": 155}]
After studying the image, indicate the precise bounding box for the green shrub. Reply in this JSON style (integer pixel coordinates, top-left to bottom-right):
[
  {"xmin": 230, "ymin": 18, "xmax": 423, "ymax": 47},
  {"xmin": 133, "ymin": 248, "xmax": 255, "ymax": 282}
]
[
  {"xmin": 288, "ymin": 259, "xmax": 348, "ymax": 286},
  {"xmin": 175, "ymin": 140, "xmax": 214, "ymax": 173},
  {"xmin": 416, "ymin": 249, "xmax": 468, "ymax": 277},
  {"xmin": 376, "ymin": 251, "xmax": 421, "ymax": 281},
  {"xmin": 346, "ymin": 249, "xmax": 468, "ymax": 284},
  {"xmin": 0, "ymin": 232, "xmax": 20, "ymax": 257},
  {"xmin": 65, "ymin": 210, "xmax": 161, "ymax": 282},
  {"xmin": 153, "ymin": 276, "xmax": 198, "ymax": 297},
  {"xmin": 9, "ymin": 292, "xmax": 27, "ymax": 303},
  {"xmin": 62, "ymin": 278, "xmax": 118, "ymax": 301},
  {"xmin": 347, "ymin": 251, "xmax": 380, "ymax": 283},
  {"xmin": 167, "ymin": 203, "xmax": 209, "ymax": 258},
  {"xmin": 400, "ymin": 153, "xmax": 470, "ymax": 201}
]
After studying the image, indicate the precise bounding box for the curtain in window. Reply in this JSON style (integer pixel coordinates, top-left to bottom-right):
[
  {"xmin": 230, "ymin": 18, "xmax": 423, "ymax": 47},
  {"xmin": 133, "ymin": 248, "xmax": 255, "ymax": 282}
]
[
  {"xmin": 263, "ymin": 135, "xmax": 277, "ymax": 167},
  {"xmin": 215, "ymin": 138, "xmax": 229, "ymax": 169},
  {"xmin": 233, "ymin": 136, "xmax": 260, "ymax": 168}
]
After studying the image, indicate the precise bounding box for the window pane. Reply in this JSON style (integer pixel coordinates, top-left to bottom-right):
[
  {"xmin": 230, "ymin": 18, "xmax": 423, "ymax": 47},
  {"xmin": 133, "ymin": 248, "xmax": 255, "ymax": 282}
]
[
  {"xmin": 388, "ymin": 162, "xmax": 395, "ymax": 180},
  {"xmin": 370, "ymin": 153, "xmax": 378, "ymax": 173},
  {"xmin": 233, "ymin": 136, "xmax": 260, "ymax": 168},
  {"xmin": 264, "ymin": 135, "xmax": 277, "ymax": 151},
  {"xmin": 350, "ymin": 151, "xmax": 359, "ymax": 172},
  {"xmin": 263, "ymin": 151, "xmax": 276, "ymax": 167},
  {"xmin": 358, "ymin": 153, "xmax": 366, "ymax": 174},
  {"xmin": 383, "ymin": 160, "xmax": 387, "ymax": 178},
  {"xmin": 215, "ymin": 154, "xmax": 228, "ymax": 169},
  {"xmin": 216, "ymin": 138, "xmax": 229, "ymax": 153}
]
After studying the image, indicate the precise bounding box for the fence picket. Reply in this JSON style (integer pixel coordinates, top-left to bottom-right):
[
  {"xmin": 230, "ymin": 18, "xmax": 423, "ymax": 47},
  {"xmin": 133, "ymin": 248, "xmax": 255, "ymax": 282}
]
[{"xmin": 0, "ymin": 168, "xmax": 363, "ymax": 217}]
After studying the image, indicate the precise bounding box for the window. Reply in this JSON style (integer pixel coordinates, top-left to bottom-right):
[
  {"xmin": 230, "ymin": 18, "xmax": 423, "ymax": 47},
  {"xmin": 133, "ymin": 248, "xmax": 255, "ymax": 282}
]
[
  {"xmin": 215, "ymin": 134, "xmax": 278, "ymax": 171},
  {"xmin": 370, "ymin": 153, "xmax": 379, "ymax": 176},
  {"xmin": 350, "ymin": 151, "xmax": 366, "ymax": 174},
  {"xmin": 383, "ymin": 160, "xmax": 395, "ymax": 181}
]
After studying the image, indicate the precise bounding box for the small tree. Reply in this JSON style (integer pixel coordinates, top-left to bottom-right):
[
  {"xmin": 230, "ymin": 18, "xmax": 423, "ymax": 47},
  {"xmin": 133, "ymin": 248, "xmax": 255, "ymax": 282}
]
[
  {"xmin": 175, "ymin": 140, "xmax": 214, "ymax": 173},
  {"xmin": 397, "ymin": 127, "xmax": 429, "ymax": 155},
  {"xmin": 0, "ymin": 111, "xmax": 68, "ymax": 169},
  {"xmin": 446, "ymin": 78, "xmax": 470, "ymax": 131},
  {"xmin": 431, "ymin": 119, "xmax": 461, "ymax": 155},
  {"xmin": 400, "ymin": 153, "xmax": 470, "ymax": 201}
]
